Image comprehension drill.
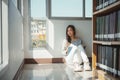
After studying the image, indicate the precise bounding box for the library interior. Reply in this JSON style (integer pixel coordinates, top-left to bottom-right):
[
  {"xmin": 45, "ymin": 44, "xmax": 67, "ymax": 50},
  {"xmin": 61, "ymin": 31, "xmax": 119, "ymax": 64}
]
[{"xmin": 0, "ymin": 0, "xmax": 120, "ymax": 80}]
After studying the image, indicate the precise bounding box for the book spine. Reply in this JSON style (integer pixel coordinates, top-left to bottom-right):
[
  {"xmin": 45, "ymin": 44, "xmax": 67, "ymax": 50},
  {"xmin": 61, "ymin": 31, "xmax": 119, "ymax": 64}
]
[
  {"xmin": 117, "ymin": 10, "xmax": 120, "ymax": 40},
  {"xmin": 113, "ymin": 47, "xmax": 119, "ymax": 77},
  {"xmin": 96, "ymin": 0, "xmax": 118, "ymax": 10},
  {"xmin": 118, "ymin": 48, "xmax": 120, "ymax": 77},
  {"xmin": 109, "ymin": 0, "xmax": 117, "ymax": 5},
  {"xmin": 104, "ymin": 0, "xmax": 109, "ymax": 7},
  {"xmin": 99, "ymin": 0, "xmax": 103, "ymax": 9},
  {"xmin": 103, "ymin": 0, "xmax": 105, "ymax": 8},
  {"xmin": 95, "ymin": 17, "xmax": 99, "ymax": 40},
  {"xmin": 96, "ymin": 11, "xmax": 119, "ymax": 41},
  {"xmin": 96, "ymin": 0, "xmax": 99, "ymax": 10},
  {"xmin": 102, "ymin": 46, "xmax": 106, "ymax": 65},
  {"xmin": 97, "ymin": 45, "xmax": 102, "ymax": 68}
]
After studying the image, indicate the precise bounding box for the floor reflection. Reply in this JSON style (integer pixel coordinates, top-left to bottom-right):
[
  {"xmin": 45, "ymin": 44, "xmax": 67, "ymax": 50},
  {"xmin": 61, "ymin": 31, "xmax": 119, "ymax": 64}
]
[{"xmin": 19, "ymin": 64, "xmax": 98, "ymax": 80}]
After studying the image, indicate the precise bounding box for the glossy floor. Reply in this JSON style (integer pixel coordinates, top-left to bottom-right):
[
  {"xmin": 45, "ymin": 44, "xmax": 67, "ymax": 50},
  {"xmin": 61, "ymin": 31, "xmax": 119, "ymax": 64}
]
[{"xmin": 19, "ymin": 64, "xmax": 98, "ymax": 80}]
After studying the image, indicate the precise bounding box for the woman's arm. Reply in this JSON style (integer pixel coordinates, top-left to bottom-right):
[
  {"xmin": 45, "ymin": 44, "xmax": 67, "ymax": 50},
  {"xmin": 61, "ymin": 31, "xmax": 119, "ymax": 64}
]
[{"xmin": 62, "ymin": 39, "xmax": 70, "ymax": 55}]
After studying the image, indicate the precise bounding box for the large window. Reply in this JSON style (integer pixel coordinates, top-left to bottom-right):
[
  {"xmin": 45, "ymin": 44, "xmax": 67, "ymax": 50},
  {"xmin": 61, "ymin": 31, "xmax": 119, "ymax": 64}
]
[
  {"xmin": 50, "ymin": 0, "xmax": 92, "ymax": 19},
  {"xmin": 29, "ymin": 0, "xmax": 92, "ymax": 48},
  {"xmin": 30, "ymin": 0, "xmax": 46, "ymax": 49}
]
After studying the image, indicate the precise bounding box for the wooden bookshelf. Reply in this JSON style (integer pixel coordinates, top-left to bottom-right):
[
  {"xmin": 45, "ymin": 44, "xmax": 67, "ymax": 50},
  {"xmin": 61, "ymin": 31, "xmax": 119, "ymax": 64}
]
[{"xmin": 92, "ymin": 0, "xmax": 120, "ymax": 79}]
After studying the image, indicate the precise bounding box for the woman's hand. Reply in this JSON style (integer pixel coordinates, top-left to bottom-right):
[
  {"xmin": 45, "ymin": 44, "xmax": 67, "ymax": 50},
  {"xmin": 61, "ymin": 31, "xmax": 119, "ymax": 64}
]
[
  {"xmin": 64, "ymin": 42, "xmax": 70, "ymax": 55},
  {"xmin": 66, "ymin": 41, "xmax": 70, "ymax": 47},
  {"xmin": 62, "ymin": 39, "xmax": 71, "ymax": 55},
  {"xmin": 64, "ymin": 42, "xmax": 70, "ymax": 50}
]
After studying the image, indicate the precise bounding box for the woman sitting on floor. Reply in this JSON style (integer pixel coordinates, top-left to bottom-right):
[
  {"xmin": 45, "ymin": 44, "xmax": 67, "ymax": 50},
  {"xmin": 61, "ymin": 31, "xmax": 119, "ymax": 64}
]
[{"xmin": 62, "ymin": 25, "xmax": 91, "ymax": 71}]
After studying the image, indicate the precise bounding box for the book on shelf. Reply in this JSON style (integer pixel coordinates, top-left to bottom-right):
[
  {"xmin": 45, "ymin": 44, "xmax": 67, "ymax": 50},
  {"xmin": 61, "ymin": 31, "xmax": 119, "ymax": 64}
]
[
  {"xmin": 96, "ymin": 0, "xmax": 118, "ymax": 10},
  {"xmin": 95, "ymin": 17, "xmax": 98, "ymax": 39},
  {"xmin": 118, "ymin": 48, "xmax": 120, "ymax": 77},
  {"xmin": 95, "ymin": 10, "xmax": 120, "ymax": 41},
  {"xmin": 96, "ymin": 0, "xmax": 104, "ymax": 10},
  {"xmin": 107, "ymin": 46, "xmax": 113, "ymax": 73},
  {"xmin": 97, "ymin": 45, "xmax": 120, "ymax": 76},
  {"xmin": 108, "ymin": 12, "xmax": 117, "ymax": 41},
  {"xmin": 113, "ymin": 47, "xmax": 119, "ymax": 77},
  {"xmin": 99, "ymin": 0, "xmax": 103, "ymax": 9},
  {"xmin": 97, "ymin": 45, "xmax": 106, "ymax": 70},
  {"xmin": 101, "ymin": 46, "xmax": 106, "ymax": 65},
  {"xmin": 105, "ymin": 46, "xmax": 113, "ymax": 73},
  {"xmin": 97, "ymin": 45, "xmax": 102, "ymax": 65},
  {"xmin": 104, "ymin": 0, "xmax": 109, "ymax": 7},
  {"xmin": 104, "ymin": 15, "xmax": 109, "ymax": 41},
  {"xmin": 115, "ymin": 10, "xmax": 120, "ymax": 40},
  {"xmin": 101, "ymin": 16, "xmax": 105, "ymax": 41},
  {"xmin": 109, "ymin": 0, "xmax": 118, "ymax": 5},
  {"xmin": 105, "ymin": 46, "xmax": 108, "ymax": 70},
  {"xmin": 96, "ymin": 0, "xmax": 99, "ymax": 10}
]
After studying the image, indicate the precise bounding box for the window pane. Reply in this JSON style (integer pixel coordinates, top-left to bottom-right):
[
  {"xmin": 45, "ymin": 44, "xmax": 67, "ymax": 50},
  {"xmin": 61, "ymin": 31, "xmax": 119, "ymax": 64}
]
[
  {"xmin": 51, "ymin": 0, "xmax": 83, "ymax": 17},
  {"xmin": 85, "ymin": 0, "xmax": 92, "ymax": 17},
  {"xmin": 31, "ymin": 0, "xmax": 46, "ymax": 18},
  {"xmin": 30, "ymin": 0, "xmax": 46, "ymax": 48}
]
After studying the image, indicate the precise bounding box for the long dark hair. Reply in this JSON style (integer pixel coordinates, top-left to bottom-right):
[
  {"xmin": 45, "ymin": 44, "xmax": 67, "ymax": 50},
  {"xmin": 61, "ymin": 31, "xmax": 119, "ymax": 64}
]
[{"xmin": 66, "ymin": 25, "xmax": 76, "ymax": 43}]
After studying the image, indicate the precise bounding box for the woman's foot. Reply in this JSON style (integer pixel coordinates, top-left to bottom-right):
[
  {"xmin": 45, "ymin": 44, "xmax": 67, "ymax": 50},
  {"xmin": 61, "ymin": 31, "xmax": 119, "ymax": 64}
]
[
  {"xmin": 74, "ymin": 63, "xmax": 83, "ymax": 72},
  {"xmin": 84, "ymin": 62, "xmax": 91, "ymax": 71}
]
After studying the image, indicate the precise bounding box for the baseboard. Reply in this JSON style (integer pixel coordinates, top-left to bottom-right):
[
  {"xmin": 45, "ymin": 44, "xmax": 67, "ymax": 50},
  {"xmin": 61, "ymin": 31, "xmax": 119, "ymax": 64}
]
[
  {"xmin": 13, "ymin": 60, "xmax": 24, "ymax": 80},
  {"xmin": 24, "ymin": 58, "xmax": 65, "ymax": 64},
  {"xmin": 24, "ymin": 57, "xmax": 92, "ymax": 64}
]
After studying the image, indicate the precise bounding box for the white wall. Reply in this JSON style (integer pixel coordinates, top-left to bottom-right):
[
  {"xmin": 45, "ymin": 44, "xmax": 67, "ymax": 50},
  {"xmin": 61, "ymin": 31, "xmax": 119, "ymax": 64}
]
[
  {"xmin": 46, "ymin": 19, "xmax": 92, "ymax": 58},
  {"xmin": 24, "ymin": 18, "xmax": 92, "ymax": 58},
  {"xmin": 0, "ymin": 0, "xmax": 24, "ymax": 80}
]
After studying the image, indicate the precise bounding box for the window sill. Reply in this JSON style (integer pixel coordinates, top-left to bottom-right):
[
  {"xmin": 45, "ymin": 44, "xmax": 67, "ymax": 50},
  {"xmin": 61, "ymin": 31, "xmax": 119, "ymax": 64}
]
[
  {"xmin": 49, "ymin": 17, "xmax": 92, "ymax": 20},
  {"xmin": 0, "ymin": 62, "xmax": 8, "ymax": 78}
]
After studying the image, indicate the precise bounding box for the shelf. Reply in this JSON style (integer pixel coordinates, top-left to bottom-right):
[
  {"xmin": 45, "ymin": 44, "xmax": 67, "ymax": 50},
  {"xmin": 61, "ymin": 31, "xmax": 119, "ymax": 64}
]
[
  {"xmin": 92, "ymin": 0, "xmax": 120, "ymax": 79},
  {"xmin": 93, "ymin": 1, "xmax": 120, "ymax": 16},
  {"xmin": 93, "ymin": 40, "xmax": 120, "ymax": 45}
]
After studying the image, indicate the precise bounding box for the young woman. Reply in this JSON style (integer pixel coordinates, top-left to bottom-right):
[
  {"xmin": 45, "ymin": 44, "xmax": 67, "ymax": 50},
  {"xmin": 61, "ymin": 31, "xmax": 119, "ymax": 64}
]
[{"xmin": 62, "ymin": 25, "xmax": 91, "ymax": 71}]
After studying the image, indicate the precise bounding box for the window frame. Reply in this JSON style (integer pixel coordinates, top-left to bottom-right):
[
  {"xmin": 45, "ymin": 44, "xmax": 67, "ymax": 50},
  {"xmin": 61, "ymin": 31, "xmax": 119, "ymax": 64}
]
[
  {"xmin": 29, "ymin": 0, "xmax": 47, "ymax": 49},
  {"xmin": 17, "ymin": 0, "xmax": 22, "ymax": 14},
  {"xmin": 0, "ymin": 0, "xmax": 9, "ymax": 77},
  {"xmin": 0, "ymin": 0, "xmax": 3, "ymax": 65},
  {"xmin": 47, "ymin": 0, "xmax": 92, "ymax": 20}
]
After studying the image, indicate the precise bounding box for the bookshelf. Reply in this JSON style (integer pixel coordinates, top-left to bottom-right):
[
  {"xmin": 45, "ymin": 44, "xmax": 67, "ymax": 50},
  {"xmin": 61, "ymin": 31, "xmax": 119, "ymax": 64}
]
[{"xmin": 92, "ymin": 0, "xmax": 120, "ymax": 79}]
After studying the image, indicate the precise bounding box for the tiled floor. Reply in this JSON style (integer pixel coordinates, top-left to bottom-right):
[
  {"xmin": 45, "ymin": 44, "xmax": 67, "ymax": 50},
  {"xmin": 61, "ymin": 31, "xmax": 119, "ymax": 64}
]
[{"xmin": 19, "ymin": 64, "xmax": 98, "ymax": 80}]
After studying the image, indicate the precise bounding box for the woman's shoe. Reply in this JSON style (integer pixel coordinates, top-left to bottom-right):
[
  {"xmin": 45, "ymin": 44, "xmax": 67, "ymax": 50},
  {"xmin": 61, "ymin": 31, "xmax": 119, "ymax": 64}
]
[
  {"xmin": 74, "ymin": 63, "xmax": 83, "ymax": 72},
  {"xmin": 84, "ymin": 62, "xmax": 91, "ymax": 71},
  {"xmin": 74, "ymin": 67, "xmax": 83, "ymax": 72}
]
